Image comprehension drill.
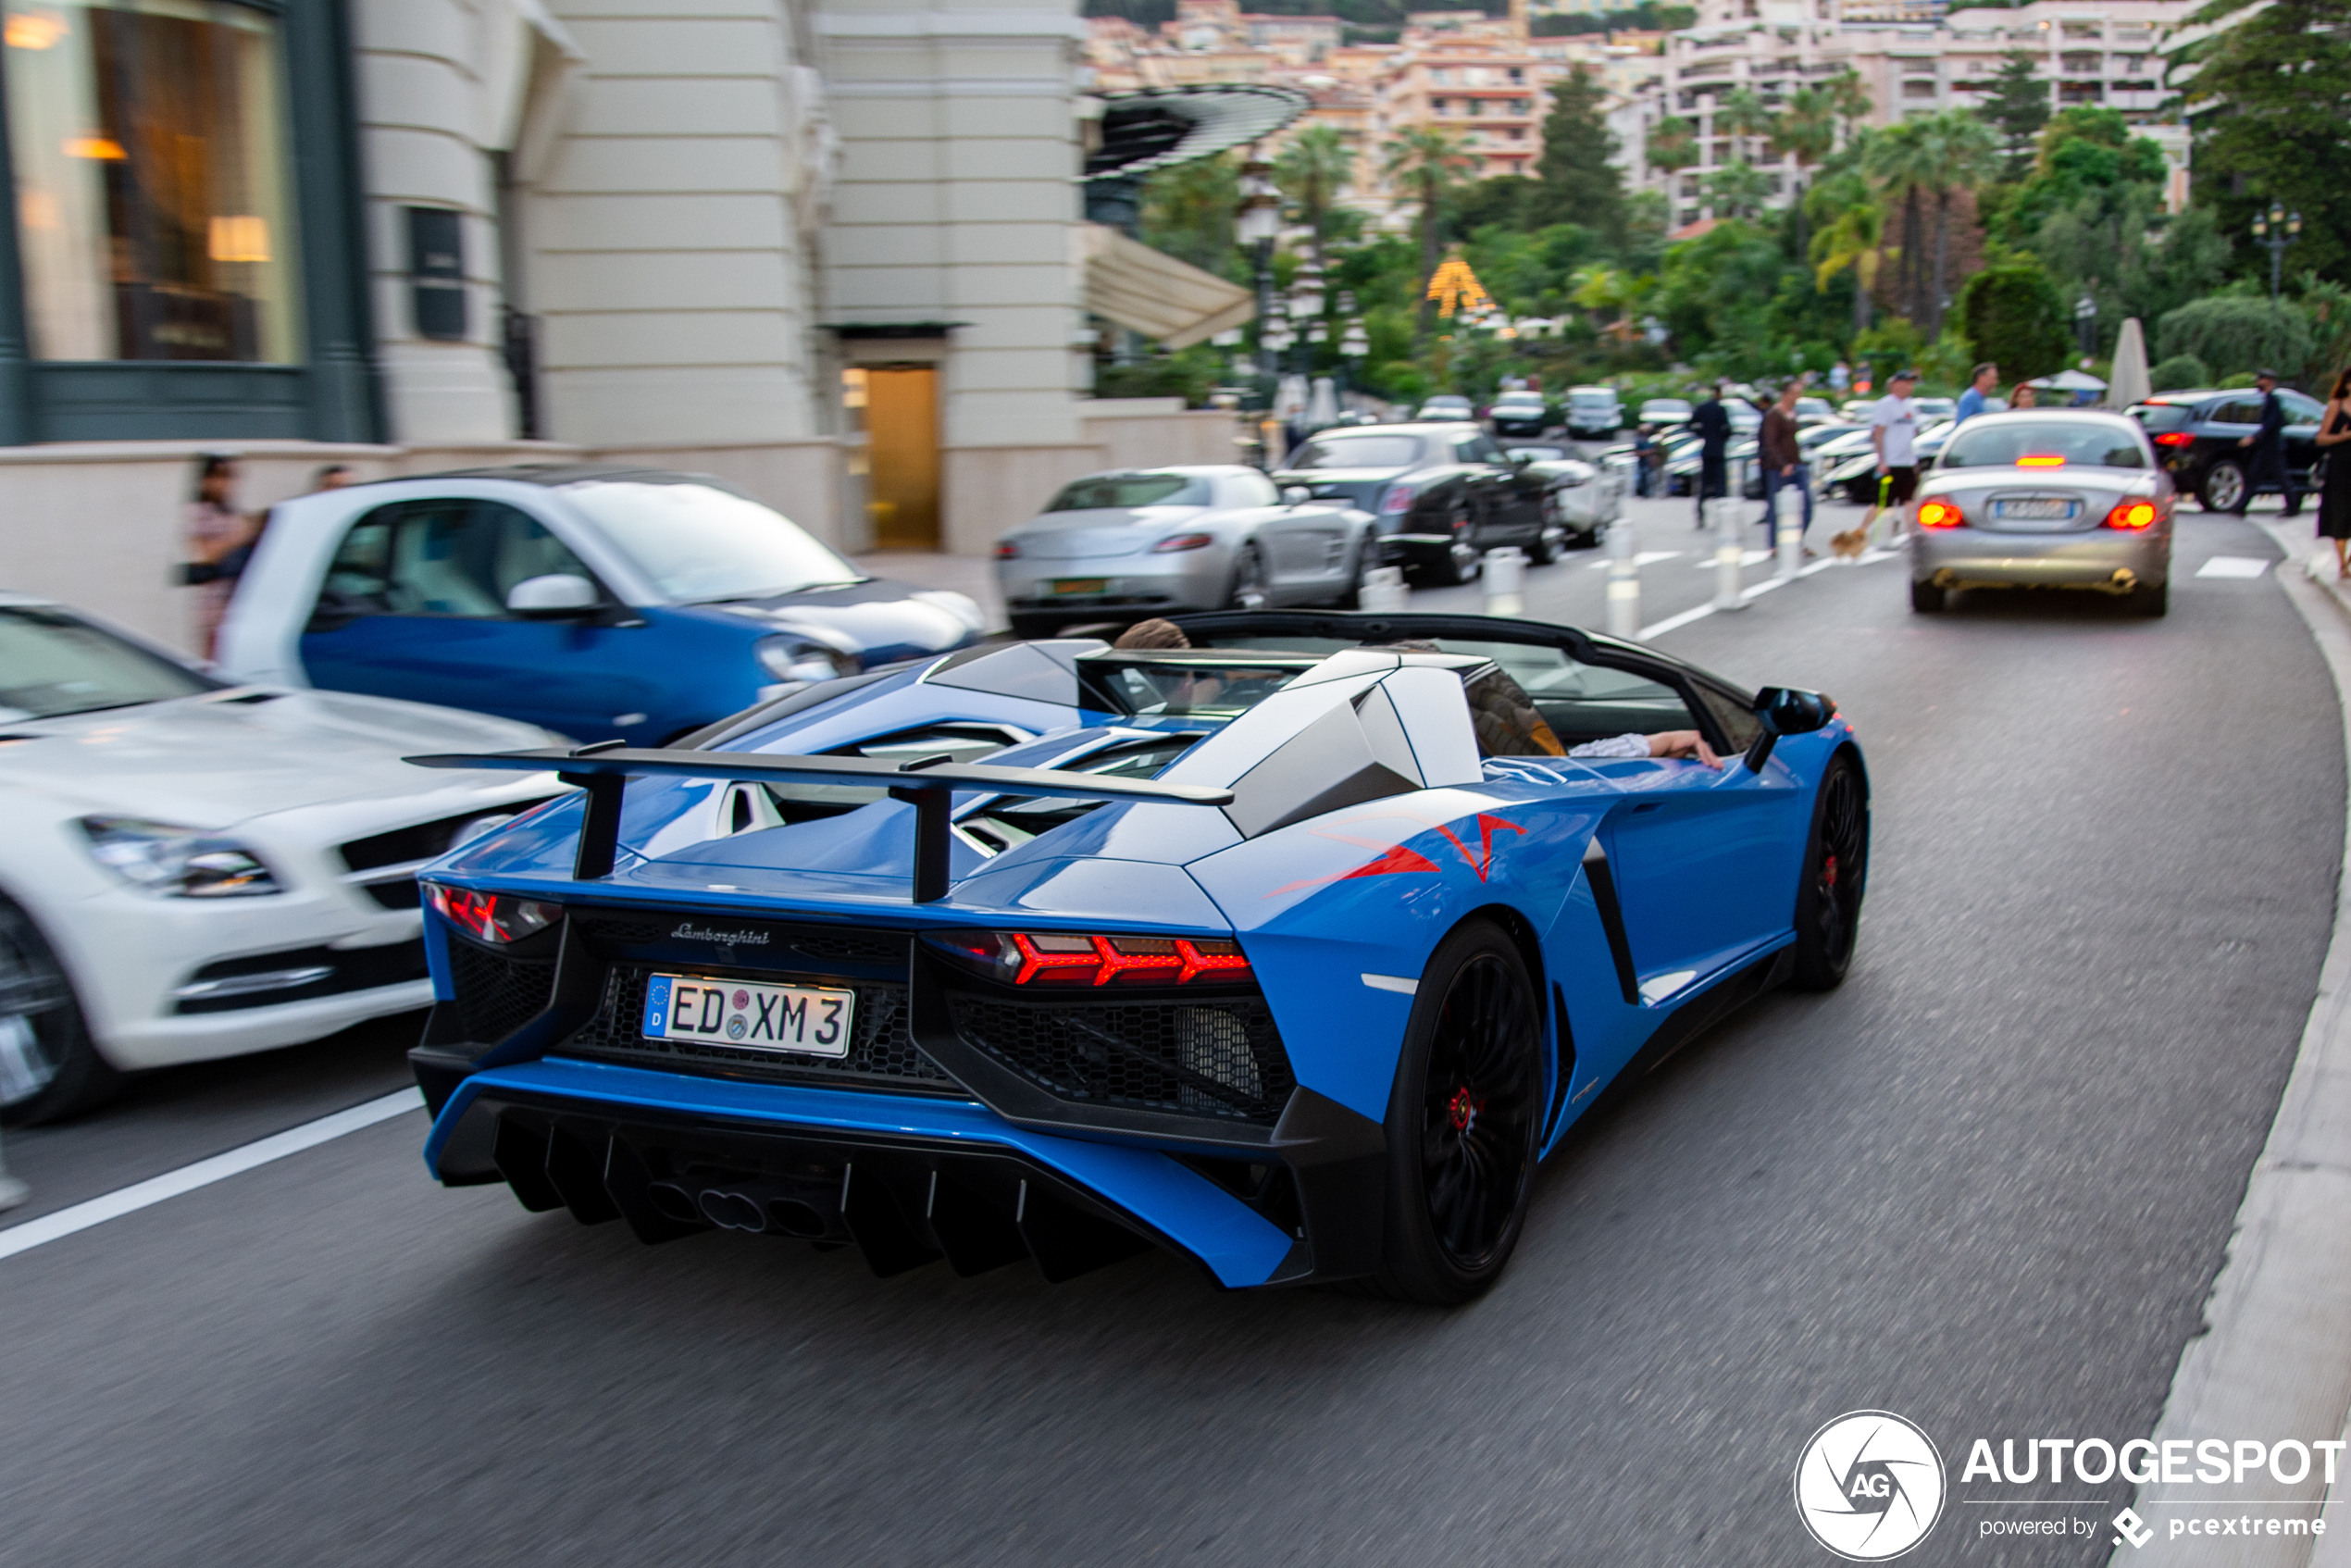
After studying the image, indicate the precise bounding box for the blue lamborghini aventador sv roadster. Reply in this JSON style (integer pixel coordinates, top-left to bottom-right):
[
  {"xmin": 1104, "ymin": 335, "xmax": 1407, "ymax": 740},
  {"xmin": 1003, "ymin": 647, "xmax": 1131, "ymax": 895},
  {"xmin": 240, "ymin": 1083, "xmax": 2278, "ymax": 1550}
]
[{"xmin": 404, "ymin": 611, "xmax": 1867, "ymax": 1303}]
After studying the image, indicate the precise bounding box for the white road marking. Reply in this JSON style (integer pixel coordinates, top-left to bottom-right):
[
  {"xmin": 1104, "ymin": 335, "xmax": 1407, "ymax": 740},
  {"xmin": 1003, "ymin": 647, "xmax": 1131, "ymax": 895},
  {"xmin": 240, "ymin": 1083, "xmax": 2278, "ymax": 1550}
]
[
  {"xmin": 2196, "ymin": 554, "xmax": 2274, "ymax": 579},
  {"xmin": 1361, "ymin": 973, "xmax": 1418, "ymax": 995},
  {"xmin": 1636, "ymin": 553, "xmax": 1867, "ymax": 639},
  {"xmin": 1690, "ymin": 549, "xmax": 1773, "ymax": 568},
  {"xmin": 0, "ymin": 1088, "xmax": 424, "ymax": 1263},
  {"xmin": 1588, "ymin": 550, "xmax": 1686, "ymax": 569}
]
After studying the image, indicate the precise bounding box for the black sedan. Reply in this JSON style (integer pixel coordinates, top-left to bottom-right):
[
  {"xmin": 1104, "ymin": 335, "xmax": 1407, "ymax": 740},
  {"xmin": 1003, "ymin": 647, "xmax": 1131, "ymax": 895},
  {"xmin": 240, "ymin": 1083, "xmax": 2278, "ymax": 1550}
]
[
  {"xmin": 2129, "ymin": 389, "xmax": 2325, "ymax": 512},
  {"xmin": 1275, "ymin": 422, "xmax": 1562, "ymax": 584}
]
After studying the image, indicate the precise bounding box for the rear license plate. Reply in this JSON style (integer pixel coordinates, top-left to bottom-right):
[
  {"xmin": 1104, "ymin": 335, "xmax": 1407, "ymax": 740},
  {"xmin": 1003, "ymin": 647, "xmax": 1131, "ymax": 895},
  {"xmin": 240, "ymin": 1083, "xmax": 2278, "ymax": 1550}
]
[
  {"xmin": 1051, "ymin": 579, "xmax": 1108, "ymax": 595},
  {"xmin": 1995, "ymin": 499, "xmax": 2072, "ymax": 520},
  {"xmin": 642, "ymin": 974, "xmax": 855, "ymax": 1058}
]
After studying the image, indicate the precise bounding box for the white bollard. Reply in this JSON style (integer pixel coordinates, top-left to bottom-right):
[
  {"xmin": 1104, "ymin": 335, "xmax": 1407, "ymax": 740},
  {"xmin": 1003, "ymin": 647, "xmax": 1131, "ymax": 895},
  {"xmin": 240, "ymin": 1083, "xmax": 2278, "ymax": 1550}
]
[
  {"xmin": 1605, "ymin": 518, "xmax": 1641, "ymax": 639},
  {"xmin": 1358, "ymin": 565, "xmax": 1410, "ymax": 614},
  {"xmin": 1775, "ymin": 480, "xmax": 1804, "ymax": 580},
  {"xmin": 1482, "ymin": 546, "xmax": 1526, "ymax": 616},
  {"xmin": 1709, "ymin": 498, "xmax": 1748, "ymax": 611}
]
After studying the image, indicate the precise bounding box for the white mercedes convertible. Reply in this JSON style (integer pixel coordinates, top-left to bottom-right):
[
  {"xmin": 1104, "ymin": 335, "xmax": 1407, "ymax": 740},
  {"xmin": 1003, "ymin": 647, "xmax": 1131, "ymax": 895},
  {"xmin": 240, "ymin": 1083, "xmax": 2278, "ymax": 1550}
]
[{"xmin": 0, "ymin": 593, "xmax": 563, "ymax": 1123}]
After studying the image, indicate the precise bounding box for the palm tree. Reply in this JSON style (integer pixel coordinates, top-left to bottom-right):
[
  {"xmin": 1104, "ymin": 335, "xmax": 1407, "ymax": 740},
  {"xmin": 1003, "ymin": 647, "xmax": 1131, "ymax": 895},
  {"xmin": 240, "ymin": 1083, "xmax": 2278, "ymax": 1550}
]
[
  {"xmin": 1717, "ymin": 87, "xmax": 1774, "ymax": 168},
  {"xmin": 1769, "ymin": 86, "xmax": 1840, "ymax": 254},
  {"xmin": 1382, "ymin": 126, "xmax": 1474, "ymax": 338},
  {"xmin": 1918, "ymin": 111, "xmax": 2000, "ymax": 339},
  {"xmin": 1863, "ymin": 119, "xmax": 1935, "ymax": 324},
  {"xmin": 1809, "ymin": 171, "xmax": 1890, "ymax": 338},
  {"xmin": 1703, "ymin": 160, "xmax": 1773, "ymax": 222},
  {"xmin": 1827, "ymin": 69, "xmax": 1873, "ymax": 142},
  {"xmin": 1275, "ymin": 125, "xmax": 1355, "ymax": 273},
  {"xmin": 1647, "ymin": 115, "xmax": 1699, "ymax": 178}
]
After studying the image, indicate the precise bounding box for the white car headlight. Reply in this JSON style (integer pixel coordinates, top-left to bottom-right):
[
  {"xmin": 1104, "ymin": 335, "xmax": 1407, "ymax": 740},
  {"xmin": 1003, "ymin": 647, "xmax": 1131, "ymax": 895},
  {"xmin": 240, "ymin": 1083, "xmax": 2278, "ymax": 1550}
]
[
  {"xmin": 78, "ymin": 816, "xmax": 282, "ymax": 898},
  {"xmin": 755, "ymin": 636, "xmax": 854, "ymax": 686}
]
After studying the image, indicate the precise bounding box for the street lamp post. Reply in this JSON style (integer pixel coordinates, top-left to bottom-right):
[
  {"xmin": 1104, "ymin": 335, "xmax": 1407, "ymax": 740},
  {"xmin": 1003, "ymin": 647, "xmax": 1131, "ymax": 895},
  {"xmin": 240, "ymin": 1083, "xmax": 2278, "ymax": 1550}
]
[
  {"xmin": 1338, "ymin": 318, "xmax": 1368, "ymax": 411},
  {"xmin": 1235, "ymin": 157, "xmax": 1283, "ymax": 413},
  {"xmin": 1288, "ymin": 259, "xmax": 1324, "ymax": 380},
  {"xmin": 2251, "ymin": 203, "xmax": 2302, "ymax": 304},
  {"xmin": 2073, "ymin": 292, "xmax": 2097, "ymax": 365}
]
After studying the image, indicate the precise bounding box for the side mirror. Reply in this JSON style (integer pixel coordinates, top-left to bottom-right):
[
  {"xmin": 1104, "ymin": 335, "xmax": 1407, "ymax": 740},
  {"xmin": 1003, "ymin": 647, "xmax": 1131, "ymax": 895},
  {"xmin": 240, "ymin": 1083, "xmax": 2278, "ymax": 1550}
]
[
  {"xmin": 1282, "ymin": 485, "xmax": 1312, "ymax": 506},
  {"xmin": 1744, "ymin": 686, "xmax": 1836, "ymax": 771},
  {"xmin": 505, "ymin": 573, "xmax": 602, "ymax": 618}
]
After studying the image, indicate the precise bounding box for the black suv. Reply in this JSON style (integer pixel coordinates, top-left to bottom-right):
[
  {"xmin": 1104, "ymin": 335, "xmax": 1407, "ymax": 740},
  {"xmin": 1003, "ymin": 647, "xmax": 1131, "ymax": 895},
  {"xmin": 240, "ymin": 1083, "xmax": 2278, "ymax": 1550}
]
[
  {"xmin": 1275, "ymin": 422, "xmax": 1561, "ymax": 584},
  {"xmin": 2129, "ymin": 389, "xmax": 2325, "ymax": 512}
]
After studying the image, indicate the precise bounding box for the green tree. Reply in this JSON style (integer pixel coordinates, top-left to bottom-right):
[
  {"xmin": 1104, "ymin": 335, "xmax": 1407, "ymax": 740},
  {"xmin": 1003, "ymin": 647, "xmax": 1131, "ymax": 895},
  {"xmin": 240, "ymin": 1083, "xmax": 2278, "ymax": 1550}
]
[
  {"xmin": 2157, "ymin": 297, "xmax": 2317, "ymax": 383},
  {"xmin": 1138, "ymin": 153, "xmax": 1239, "ymax": 278},
  {"xmin": 1703, "ymin": 160, "xmax": 1773, "ymax": 222},
  {"xmin": 1718, "ymin": 87, "xmax": 1775, "ymax": 168},
  {"xmin": 1647, "ymin": 115, "xmax": 1699, "ymax": 178},
  {"xmin": 2176, "ymin": 0, "xmax": 2351, "ymax": 285},
  {"xmin": 1959, "ymin": 259, "xmax": 2071, "ymax": 382},
  {"xmin": 1769, "ymin": 86, "xmax": 1839, "ymax": 254},
  {"xmin": 2148, "ymin": 354, "xmax": 2211, "ymax": 392},
  {"xmin": 1274, "ymin": 125, "xmax": 1356, "ymax": 271},
  {"xmin": 1864, "ymin": 119, "xmax": 1935, "ymax": 325},
  {"xmin": 1382, "ymin": 127, "xmax": 1476, "ymax": 337},
  {"xmin": 1531, "ymin": 65, "xmax": 1627, "ymax": 244},
  {"xmin": 1920, "ymin": 112, "xmax": 2001, "ymax": 340},
  {"xmin": 1809, "ymin": 170, "xmax": 1889, "ymax": 339},
  {"xmin": 2000, "ymin": 107, "xmax": 2170, "ymax": 243},
  {"xmin": 1975, "ymin": 50, "xmax": 2051, "ymax": 178},
  {"xmin": 1656, "ymin": 218, "xmax": 1797, "ymax": 370},
  {"xmin": 1826, "ymin": 69, "xmax": 1873, "ymax": 140}
]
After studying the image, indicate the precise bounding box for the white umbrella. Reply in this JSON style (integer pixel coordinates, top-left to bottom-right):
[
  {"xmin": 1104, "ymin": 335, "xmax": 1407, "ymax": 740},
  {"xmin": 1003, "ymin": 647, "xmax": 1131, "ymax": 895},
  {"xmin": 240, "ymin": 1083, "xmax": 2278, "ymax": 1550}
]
[
  {"xmin": 2033, "ymin": 368, "xmax": 2108, "ymax": 391},
  {"xmin": 2108, "ymin": 318, "xmax": 2150, "ymax": 409}
]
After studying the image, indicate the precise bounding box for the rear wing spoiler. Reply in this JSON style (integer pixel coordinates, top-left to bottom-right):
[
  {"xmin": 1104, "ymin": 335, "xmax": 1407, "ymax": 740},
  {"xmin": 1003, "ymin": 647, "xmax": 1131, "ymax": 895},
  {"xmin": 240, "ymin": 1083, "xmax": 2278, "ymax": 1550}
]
[{"xmin": 404, "ymin": 743, "xmax": 1235, "ymax": 902}]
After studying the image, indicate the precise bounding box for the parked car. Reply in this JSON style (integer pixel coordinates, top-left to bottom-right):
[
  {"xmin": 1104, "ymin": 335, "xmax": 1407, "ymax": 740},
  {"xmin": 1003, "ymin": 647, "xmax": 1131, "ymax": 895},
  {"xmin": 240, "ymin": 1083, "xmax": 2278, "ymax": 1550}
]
[
  {"xmin": 217, "ymin": 467, "xmax": 986, "ymax": 749},
  {"xmin": 2127, "ymin": 389, "xmax": 2326, "ymax": 512},
  {"xmin": 994, "ymin": 467, "xmax": 1372, "ymax": 635},
  {"xmin": 1794, "ymin": 396, "xmax": 1836, "ymax": 426},
  {"xmin": 0, "ymin": 593, "xmax": 563, "ymax": 1124},
  {"xmin": 1487, "ymin": 391, "xmax": 1553, "ymax": 438},
  {"xmin": 1416, "ymin": 394, "xmax": 1474, "ymax": 421},
  {"xmin": 1275, "ymin": 423, "xmax": 1565, "ymax": 582},
  {"xmin": 1821, "ymin": 422, "xmax": 1957, "ymax": 504},
  {"xmin": 408, "ymin": 611, "xmax": 1866, "ymax": 1301},
  {"xmin": 1911, "ymin": 396, "xmax": 1957, "ymax": 424},
  {"xmin": 1665, "ymin": 436, "xmax": 1769, "ymax": 499},
  {"xmin": 1907, "ymin": 411, "xmax": 2172, "ymax": 616},
  {"xmin": 1499, "ymin": 443, "xmax": 1626, "ymax": 543},
  {"xmin": 1563, "ymin": 386, "xmax": 1625, "ymax": 440},
  {"xmin": 1638, "ymin": 397, "xmax": 1692, "ymax": 431}
]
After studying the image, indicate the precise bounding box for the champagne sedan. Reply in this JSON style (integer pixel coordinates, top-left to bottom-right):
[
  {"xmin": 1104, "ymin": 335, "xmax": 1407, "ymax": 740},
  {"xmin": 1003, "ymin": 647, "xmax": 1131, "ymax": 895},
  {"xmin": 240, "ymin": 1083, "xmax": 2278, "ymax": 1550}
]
[{"xmin": 1906, "ymin": 412, "xmax": 2175, "ymax": 616}]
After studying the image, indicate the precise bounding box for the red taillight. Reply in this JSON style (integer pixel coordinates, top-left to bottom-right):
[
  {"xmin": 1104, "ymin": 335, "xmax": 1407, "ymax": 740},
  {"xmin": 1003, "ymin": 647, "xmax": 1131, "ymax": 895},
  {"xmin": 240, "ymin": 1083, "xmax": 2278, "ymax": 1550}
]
[
  {"xmin": 2104, "ymin": 500, "xmax": 2158, "ymax": 530},
  {"xmin": 1915, "ymin": 499, "xmax": 1964, "ymax": 529},
  {"xmin": 427, "ymin": 884, "xmax": 561, "ymax": 943},
  {"xmin": 1151, "ymin": 532, "xmax": 1216, "ymax": 554},
  {"xmin": 927, "ymin": 929, "xmax": 1251, "ymax": 987},
  {"xmin": 994, "ymin": 541, "xmax": 1020, "ymax": 559},
  {"xmin": 2153, "ymin": 431, "xmax": 2194, "ymax": 447},
  {"xmin": 1378, "ymin": 482, "xmax": 1418, "ymax": 515}
]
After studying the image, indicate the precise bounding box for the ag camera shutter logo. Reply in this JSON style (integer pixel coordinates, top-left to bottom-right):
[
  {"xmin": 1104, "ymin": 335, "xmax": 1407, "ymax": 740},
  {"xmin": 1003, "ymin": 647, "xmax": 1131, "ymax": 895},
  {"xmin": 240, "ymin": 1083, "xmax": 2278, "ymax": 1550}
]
[{"xmin": 1795, "ymin": 1411, "xmax": 1947, "ymax": 1561}]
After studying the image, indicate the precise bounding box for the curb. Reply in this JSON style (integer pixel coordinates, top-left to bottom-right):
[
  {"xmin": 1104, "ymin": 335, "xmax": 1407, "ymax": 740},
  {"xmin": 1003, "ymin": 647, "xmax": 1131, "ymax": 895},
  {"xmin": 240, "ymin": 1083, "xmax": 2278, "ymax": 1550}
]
[{"xmin": 2108, "ymin": 522, "xmax": 2351, "ymax": 1566}]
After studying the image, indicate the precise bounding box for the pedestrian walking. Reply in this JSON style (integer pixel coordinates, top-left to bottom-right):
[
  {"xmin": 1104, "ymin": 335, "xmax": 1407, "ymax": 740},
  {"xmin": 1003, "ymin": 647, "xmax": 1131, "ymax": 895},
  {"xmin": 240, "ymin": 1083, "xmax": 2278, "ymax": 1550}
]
[
  {"xmin": 2234, "ymin": 368, "xmax": 2304, "ymax": 517},
  {"xmin": 1829, "ymin": 359, "xmax": 1850, "ymax": 396},
  {"xmin": 1631, "ymin": 423, "xmax": 1659, "ymax": 497},
  {"xmin": 2315, "ymin": 368, "xmax": 2351, "ymax": 578},
  {"xmin": 180, "ymin": 453, "xmax": 255, "ymax": 660},
  {"xmin": 1689, "ymin": 384, "xmax": 1731, "ymax": 528},
  {"xmin": 1760, "ymin": 380, "xmax": 1813, "ymax": 552},
  {"xmin": 1954, "ymin": 362, "xmax": 1998, "ymax": 425},
  {"xmin": 1866, "ymin": 368, "xmax": 1922, "ymax": 544}
]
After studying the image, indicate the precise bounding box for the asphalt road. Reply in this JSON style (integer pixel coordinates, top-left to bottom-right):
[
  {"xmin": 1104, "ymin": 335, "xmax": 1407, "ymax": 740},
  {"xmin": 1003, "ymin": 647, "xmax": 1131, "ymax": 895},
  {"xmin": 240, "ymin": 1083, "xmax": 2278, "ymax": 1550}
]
[{"xmin": 1, "ymin": 501, "xmax": 2336, "ymax": 1568}]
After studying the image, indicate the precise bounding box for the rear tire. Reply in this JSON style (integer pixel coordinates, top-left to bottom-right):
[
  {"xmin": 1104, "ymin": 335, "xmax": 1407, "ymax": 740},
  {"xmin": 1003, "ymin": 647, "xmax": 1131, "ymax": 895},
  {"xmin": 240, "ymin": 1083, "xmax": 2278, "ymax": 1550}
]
[
  {"xmin": 1789, "ymin": 754, "xmax": 1869, "ymax": 992},
  {"xmin": 2201, "ymin": 460, "xmax": 2246, "ymax": 514},
  {"xmin": 2133, "ymin": 579, "xmax": 2169, "ymax": 616},
  {"xmin": 1909, "ymin": 579, "xmax": 1945, "ymax": 613},
  {"xmin": 1226, "ymin": 543, "xmax": 1268, "ymax": 609},
  {"xmin": 1372, "ymin": 919, "xmax": 1543, "ymax": 1305},
  {"xmin": 0, "ymin": 895, "xmax": 116, "ymax": 1126}
]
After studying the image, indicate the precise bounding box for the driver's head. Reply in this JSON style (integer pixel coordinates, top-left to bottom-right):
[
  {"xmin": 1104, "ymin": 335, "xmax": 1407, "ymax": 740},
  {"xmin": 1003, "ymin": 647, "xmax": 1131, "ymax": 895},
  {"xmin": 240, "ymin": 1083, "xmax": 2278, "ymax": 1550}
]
[{"xmin": 1113, "ymin": 617, "xmax": 1191, "ymax": 651}]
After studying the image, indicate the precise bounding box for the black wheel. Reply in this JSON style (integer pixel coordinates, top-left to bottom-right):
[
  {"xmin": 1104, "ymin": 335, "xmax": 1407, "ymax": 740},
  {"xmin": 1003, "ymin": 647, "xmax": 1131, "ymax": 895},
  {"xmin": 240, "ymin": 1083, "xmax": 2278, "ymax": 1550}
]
[
  {"xmin": 1909, "ymin": 579, "xmax": 1945, "ymax": 613},
  {"xmin": 1788, "ymin": 755, "xmax": 1869, "ymax": 992},
  {"xmin": 1226, "ymin": 542, "xmax": 1268, "ymax": 609},
  {"xmin": 2201, "ymin": 460, "xmax": 2246, "ymax": 514},
  {"xmin": 0, "ymin": 894, "xmax": 115, "ymax": 1126},
  {"xmin": 2133, "ymin": 579, "xmax": 2169, "ymax": 617},
  {"xmin": 1423, "ymin": 524, "xmax": 1479, "ymax": 587},
  {"xmin": 1373, "ymin": 919, "xmax": 1544, "ymax": 1304},
  {"xmin": 1526, "ymin": 509, "xmax": 1561, "ymax": 566}
]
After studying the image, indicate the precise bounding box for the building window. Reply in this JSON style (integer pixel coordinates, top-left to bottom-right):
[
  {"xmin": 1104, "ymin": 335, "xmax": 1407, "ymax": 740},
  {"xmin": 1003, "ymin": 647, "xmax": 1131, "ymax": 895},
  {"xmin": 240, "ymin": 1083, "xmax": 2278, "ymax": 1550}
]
[
  {"xmin": 5, "ymin": 0, "xmax": 300, "ymax": 364},
  {"xmin": 1901, "ymin": 80, "xmax": 1937, "ymax": 98}
]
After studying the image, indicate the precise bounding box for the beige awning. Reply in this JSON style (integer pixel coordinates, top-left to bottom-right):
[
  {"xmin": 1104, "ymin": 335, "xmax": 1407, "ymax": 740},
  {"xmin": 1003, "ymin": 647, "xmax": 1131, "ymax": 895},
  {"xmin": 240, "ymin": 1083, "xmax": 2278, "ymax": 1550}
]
[{"xmin": 1080, "ymin": 224, "xmax": 1254, "ymax": 351}]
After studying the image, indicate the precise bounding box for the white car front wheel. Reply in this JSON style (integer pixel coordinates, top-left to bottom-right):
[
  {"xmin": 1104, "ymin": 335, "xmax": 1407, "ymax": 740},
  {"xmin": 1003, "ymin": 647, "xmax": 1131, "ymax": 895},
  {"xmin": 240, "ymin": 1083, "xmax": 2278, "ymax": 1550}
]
[{"xmin": 0, "ymin": 895, "xmax": 115, "ymax": 1126}]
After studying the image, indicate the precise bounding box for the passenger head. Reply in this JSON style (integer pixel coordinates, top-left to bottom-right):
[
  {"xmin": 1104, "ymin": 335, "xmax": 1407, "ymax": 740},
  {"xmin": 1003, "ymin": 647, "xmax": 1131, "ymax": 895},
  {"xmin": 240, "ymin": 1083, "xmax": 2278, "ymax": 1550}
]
[{"xmin": 1113, "ymin": 617, "xmax": 1191, "ymax": 651}]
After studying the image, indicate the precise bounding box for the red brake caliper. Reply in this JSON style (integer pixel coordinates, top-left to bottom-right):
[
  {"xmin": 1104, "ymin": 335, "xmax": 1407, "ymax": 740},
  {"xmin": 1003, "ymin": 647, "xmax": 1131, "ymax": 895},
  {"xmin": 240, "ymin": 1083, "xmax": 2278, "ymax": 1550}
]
[
  {"xmin": 1823, "ymin": 852, "xmax": 1838, "ymax": 889},
  {"xmin": 1448, "ymin": 1087, "xmax": 1477, "ymax": 1133}
]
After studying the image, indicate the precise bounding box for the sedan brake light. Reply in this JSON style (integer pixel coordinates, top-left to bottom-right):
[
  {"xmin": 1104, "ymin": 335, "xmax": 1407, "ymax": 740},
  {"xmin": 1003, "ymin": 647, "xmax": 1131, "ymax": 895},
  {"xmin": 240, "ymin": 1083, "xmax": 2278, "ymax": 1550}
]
[
  {"xmin": 2104, "ymin": 500, "xmax": 2158, "ymax": 530},
  {"xmin": 1378, "ymin": 482, "xmax": 1418, "ymax": 514},
  {"xmin": 2152, "ymin": 431, "xmax": 2194, "ymax": 447},
  {"xmin": 1151, "ymin": 532, "xmax": 1216, "ymax": 553},
  {"xmin": 994, "ymin": 541, "xmax": 1020, "ymax": 559},
  {"xmin": 1914, "ymin": 499, "xmax": 1965, "ymax": 529},
  {"xmin": 925, "ymin": 929, "xmax": 1251, "ymax": 987},
  {"xmin": 427, "ymin": 884, "xmax": 562, "ymax": 943}
]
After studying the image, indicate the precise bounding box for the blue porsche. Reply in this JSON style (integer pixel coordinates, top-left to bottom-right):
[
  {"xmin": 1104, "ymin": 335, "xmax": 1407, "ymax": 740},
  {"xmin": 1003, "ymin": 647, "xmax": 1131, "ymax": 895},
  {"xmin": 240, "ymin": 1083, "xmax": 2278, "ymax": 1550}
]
[{"xmin": 404, "ymin": 611, "xmax": 1867, "ymax": 1303}]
